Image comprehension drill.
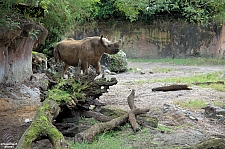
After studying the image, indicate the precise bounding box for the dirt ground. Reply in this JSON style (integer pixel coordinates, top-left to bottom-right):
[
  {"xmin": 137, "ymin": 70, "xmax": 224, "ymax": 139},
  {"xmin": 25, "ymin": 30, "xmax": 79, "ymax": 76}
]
[{"xmin": 0, "ymin": 61, "xmax": 225, "ymax": 149}]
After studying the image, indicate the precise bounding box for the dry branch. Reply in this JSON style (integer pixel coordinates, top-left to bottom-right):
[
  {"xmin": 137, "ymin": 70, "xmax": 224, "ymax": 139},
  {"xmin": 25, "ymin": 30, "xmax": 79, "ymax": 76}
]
[{"xmin": 152, "ymin": 84, "xmax": 192, "ymax": 92}]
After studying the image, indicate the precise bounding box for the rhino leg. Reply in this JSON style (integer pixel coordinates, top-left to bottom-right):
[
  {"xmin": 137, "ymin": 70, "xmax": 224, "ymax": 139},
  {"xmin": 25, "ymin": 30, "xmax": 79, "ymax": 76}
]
[
  {"xmin": 81, "ymin": 62, "xmax": 89, "ymax": 75},
  {"xmin": 93, "ymin": 62, "xmax": 101, "ymax": 75},
  {"xmin": 62, "ymin": 63, "xmax": 70, "ymax": 77}
]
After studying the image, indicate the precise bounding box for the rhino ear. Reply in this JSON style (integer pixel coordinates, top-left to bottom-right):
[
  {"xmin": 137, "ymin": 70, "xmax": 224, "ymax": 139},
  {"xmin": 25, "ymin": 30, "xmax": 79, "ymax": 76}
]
[{"xmin": 100, "ymin": 35, "xmax": 104, "ymax": 44}]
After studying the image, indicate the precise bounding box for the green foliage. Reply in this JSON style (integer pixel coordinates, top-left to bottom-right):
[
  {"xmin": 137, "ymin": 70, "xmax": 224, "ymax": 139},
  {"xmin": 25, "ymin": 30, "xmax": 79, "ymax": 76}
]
[{"xmin": 47, "ymin": 78, "xmax": 88, "ymax": 103}]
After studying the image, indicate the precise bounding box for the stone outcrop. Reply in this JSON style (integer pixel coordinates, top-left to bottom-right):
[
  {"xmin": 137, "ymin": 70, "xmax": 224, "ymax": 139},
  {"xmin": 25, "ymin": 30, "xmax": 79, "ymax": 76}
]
[{"xmin": 0, "ymin": 16, "xmax": 48, "ymax": 85}]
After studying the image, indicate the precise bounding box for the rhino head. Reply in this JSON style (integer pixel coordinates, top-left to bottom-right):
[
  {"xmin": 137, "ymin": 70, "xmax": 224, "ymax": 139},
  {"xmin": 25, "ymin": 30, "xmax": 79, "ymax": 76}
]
[{"xmin": 100, "ymin": 36, "xmax": 121, "ymax": 54}]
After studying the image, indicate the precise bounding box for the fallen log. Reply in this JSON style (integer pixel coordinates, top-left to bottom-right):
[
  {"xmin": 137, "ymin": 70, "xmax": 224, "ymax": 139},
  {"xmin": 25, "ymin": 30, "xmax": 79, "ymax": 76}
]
[
  {"xmin": 74, "ymin": 108, "xmax": 150, "ymax": 143},
  {"xmin": 152, "ymin": 84, "xmax": 192, "ymax": 92}
]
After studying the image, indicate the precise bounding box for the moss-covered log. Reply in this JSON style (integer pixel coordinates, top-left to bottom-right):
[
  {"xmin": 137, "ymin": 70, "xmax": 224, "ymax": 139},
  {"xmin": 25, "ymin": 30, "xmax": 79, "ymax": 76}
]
[{"xmin": 16, "ymin": 99, "xmax": 70, "ymax": 149}]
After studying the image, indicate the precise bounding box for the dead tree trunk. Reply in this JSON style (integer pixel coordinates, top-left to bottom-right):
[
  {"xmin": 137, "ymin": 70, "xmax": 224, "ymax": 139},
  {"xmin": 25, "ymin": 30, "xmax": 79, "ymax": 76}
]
[{"xmin": 16, "ymin": 99, "xmax": 69, "ymax": 149}]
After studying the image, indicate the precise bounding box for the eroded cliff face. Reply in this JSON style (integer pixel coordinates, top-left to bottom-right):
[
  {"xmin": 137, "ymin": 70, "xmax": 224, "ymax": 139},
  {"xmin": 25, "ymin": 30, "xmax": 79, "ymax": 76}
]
[{"xmin": 0, "ymin": 18, "xmax": 48, "ymax": 85}]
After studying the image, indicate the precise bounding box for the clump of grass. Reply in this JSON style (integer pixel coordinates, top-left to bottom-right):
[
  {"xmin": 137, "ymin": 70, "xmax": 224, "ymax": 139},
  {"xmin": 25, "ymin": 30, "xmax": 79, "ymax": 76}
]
[
  {"xmin": 70, "ymin": 130, "xmax": 130, "ymax": 149},
  {"xmin": 175, "ymin": 99, "xmax": 207, "ymax": 110},
  {"xmin": 128, "ymin": 58, "xmax": 225, "ymax": 66}
]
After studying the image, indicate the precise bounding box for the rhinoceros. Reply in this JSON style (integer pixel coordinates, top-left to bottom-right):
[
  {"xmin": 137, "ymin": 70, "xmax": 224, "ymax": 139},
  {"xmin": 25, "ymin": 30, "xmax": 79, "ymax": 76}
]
[{"xmin": 54, "ymin": 36, "xmax": 121, "ymax": 76}]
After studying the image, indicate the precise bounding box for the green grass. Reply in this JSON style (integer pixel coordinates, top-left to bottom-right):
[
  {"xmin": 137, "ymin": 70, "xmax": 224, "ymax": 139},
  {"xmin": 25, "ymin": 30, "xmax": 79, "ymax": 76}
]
[
  {"xmin": 175, "ymin": 99, "xmax": 207, "ymax": 110},
  {"xmin": 70, "ymin": 124, "xmax": 134, "ymax": 149},
  {"xmin": 126, "ymin": 70, "xmax": 225, "ymax": 92},
  {"xmin": 213, "ymin": 101, "xmax": 225, "ymax": 107},
  {"xmin": 70, "ymin": 130, "xmax": 130, "ymax": 149},
  {"xmin": 153, "ymin": 71, "xmax": 224, "ymax": 84},
  {"xmin": 128, "ymin": 58, "xmax": 225, "ymax": 66},
  {"xmin": 153, "ymin": 71, "xmax": 225, "ymax": 92}
]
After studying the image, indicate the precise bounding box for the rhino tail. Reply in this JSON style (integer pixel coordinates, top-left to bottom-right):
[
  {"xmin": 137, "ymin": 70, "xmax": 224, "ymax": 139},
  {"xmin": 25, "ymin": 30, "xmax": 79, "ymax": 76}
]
[{"xmin": 53, "ymin": 45, "xmax": 62, "ymax": 63}]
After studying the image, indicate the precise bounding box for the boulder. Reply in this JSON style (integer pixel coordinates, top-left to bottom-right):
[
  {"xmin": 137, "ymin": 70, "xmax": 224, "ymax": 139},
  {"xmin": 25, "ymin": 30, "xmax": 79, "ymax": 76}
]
[{"xmin": 100, "ymin": 50, "xmax": 127, "ymax": 73}]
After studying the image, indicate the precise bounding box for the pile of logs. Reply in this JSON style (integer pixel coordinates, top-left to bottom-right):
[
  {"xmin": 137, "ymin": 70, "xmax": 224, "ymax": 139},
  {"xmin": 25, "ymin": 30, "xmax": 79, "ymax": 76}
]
[{"xmin": 16, "ymin": 72, "xmax": 156, "ymax": 149}]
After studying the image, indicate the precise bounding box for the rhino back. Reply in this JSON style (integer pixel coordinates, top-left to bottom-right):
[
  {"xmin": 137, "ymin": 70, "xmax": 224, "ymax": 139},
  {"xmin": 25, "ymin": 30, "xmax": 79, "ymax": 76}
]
[{"xmin": 57, "ymin": 40, "xmax": 82, "ymax": 66}]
